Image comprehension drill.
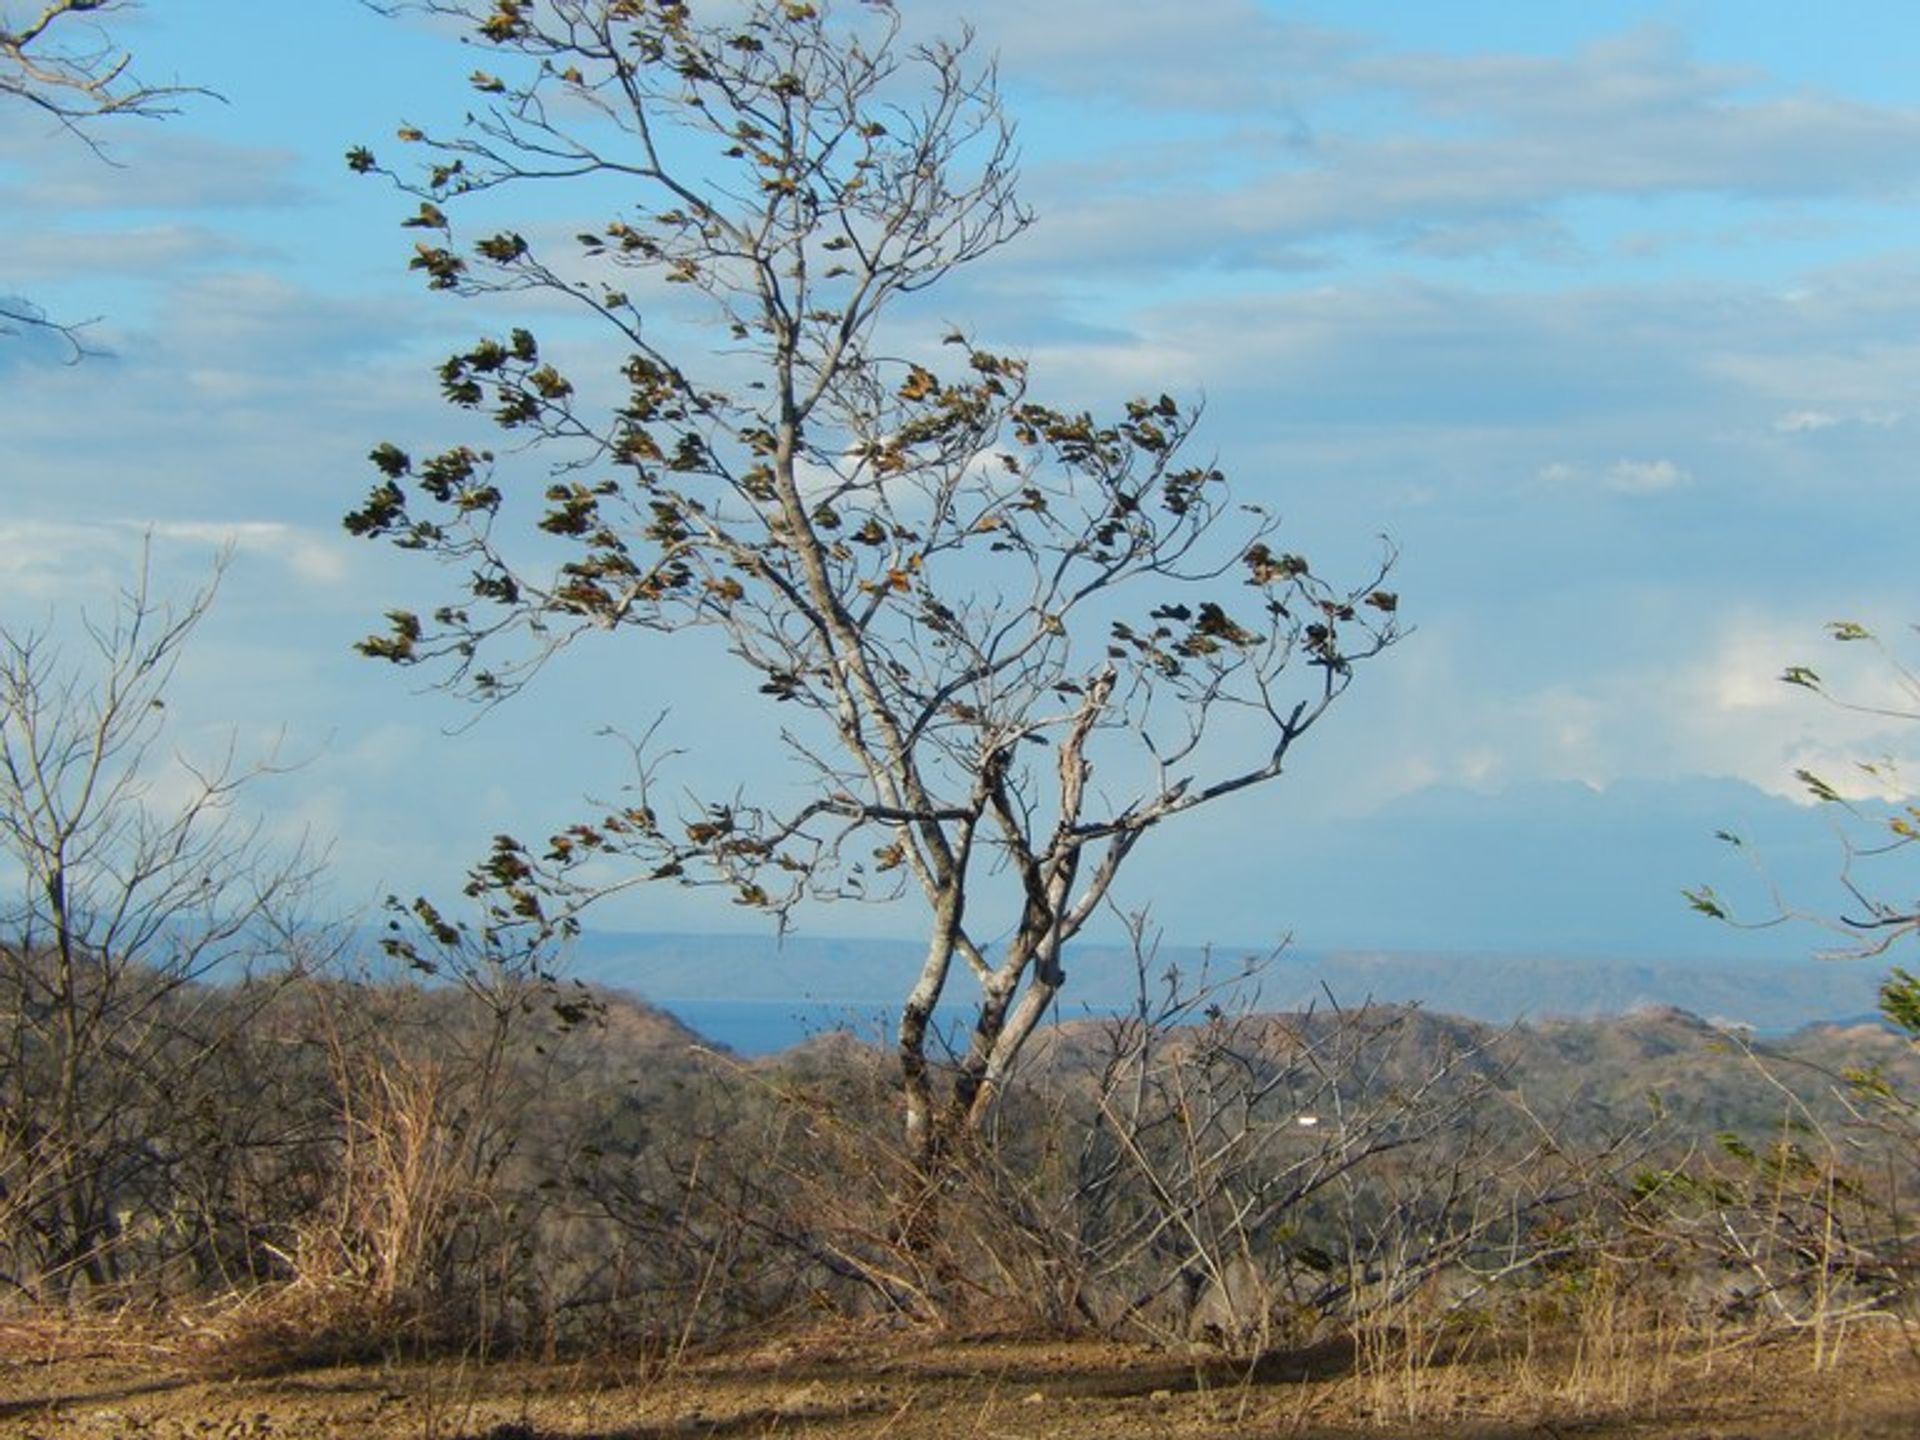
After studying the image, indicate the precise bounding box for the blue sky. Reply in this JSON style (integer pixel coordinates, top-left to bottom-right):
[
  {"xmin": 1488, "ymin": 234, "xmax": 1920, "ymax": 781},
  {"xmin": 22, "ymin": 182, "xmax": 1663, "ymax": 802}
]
[{"xmin": 4, "ymin": 0, "xmax": 1918, "ymax": 964}]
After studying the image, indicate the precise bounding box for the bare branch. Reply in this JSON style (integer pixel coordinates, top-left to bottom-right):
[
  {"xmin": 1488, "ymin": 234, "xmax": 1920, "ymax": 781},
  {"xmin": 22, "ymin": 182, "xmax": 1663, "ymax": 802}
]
[
  {"xmin": 347, "ymin": 0, "xmax": 1400, "ymax": 1172},
  {"xmin": 1, "ymin": 0, "xmax": 209, "ymax": 146},
  {"xmin": 3, "ymin": 3, "xmax": 215, "ymax": 359},
  {"xmin": 0, "ymin": 295, "xmax": 101, "ymax": 363}
]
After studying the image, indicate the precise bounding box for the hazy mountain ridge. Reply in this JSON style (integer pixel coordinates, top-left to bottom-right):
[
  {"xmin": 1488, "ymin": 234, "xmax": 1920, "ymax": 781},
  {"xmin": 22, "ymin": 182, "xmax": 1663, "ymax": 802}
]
[
  {"xmin": 572, "ymin": 928, "xmax": 1886, "ymax": 1034},
  {"xmin": 586, "ymin": 986, "xmax": 1920, "ymax": 1156},
  {"xmin": 566, "ymin": 773, "xmax": 1889, "ymax": 1031},
  {"xmin": 1137, "ymin": 775, "xmax": 1866, "ymax": 957}
]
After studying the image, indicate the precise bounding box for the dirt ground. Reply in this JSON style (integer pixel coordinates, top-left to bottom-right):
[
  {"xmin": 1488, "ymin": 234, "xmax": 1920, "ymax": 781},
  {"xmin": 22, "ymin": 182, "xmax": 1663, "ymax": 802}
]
[{"xmin": 2, "ymin": 1320, "xmax": 1916, "ymax": 1439}]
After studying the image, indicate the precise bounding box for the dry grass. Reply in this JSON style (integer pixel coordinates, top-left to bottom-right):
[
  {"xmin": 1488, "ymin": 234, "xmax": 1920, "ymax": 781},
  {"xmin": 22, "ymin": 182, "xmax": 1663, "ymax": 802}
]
[{"xmin": 2, "ymin": 1310, "xmax": 1915, "ymax": 1439}]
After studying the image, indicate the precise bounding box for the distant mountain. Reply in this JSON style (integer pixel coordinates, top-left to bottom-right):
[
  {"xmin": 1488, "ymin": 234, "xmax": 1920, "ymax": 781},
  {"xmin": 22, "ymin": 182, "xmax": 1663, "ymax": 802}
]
[
  {"xmin": 570, "ymin": 929, "xmax": 1886, "ymax": 1034},
  {"xmin": 1233, "ymin": 948, "xmax": 1882, "ymax": 1032},
  {"xmin": 564, "ymin": 773, "xmax": 1890, "ymax": 1033},
  {"xmin": 1124, "ymin": 775, "xmax": 1856, "ymax": 959},
  {"xmin": 571, "ymin": 929, "xmax": 920, "ymax": 1004}
]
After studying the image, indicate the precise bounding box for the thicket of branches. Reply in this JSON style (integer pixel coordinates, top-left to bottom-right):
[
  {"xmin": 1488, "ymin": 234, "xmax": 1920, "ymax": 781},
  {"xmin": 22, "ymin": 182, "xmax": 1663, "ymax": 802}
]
[
  {"xmin": 1, "ymin": 588, "xmax": 1912, "ymax": 1360},
  {"xmin": 0, "ymin": 576, "xmax": 1911, "ymax": 1355},
  {"xmin": 5, "ymin": 932, "xmax": 1915, "ymax": 1367}
]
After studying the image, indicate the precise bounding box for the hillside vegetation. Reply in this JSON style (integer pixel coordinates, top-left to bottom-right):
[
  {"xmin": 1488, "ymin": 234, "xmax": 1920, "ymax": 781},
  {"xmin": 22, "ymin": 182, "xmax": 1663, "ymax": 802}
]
[{"xmin": 5, "ymin": 956, "xmax": 1915, "ymax": 1361}]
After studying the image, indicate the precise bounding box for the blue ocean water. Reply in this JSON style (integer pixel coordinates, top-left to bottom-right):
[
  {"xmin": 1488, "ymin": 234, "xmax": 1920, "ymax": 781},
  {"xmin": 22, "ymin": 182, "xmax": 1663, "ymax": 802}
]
[
  {"xmin": 659, "ymin": 998, "xmax": 899, "ymax": 1056},
  {"xmin": 657, "ymin": 998, "xmax": 987, "ymax": 1056}
]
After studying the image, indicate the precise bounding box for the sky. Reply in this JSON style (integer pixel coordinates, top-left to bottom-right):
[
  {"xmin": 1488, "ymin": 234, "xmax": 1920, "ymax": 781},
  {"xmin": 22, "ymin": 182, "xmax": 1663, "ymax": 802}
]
[{"xmin": 4, "ymin": 0, "xmax": 1919, "ymax": 969}]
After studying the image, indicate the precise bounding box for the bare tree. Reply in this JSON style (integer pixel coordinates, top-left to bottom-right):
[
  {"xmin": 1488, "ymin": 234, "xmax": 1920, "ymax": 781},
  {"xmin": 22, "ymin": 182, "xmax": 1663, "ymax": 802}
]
[
  {"xmin": 346, "ymin": 0, "xmax": 1400, "ymax": 1169},
  {"xmin": 2, "ymin": 1, "xmax": 208, "ymax": 358},
  {"xmin": 0, "ymin": 557, "xmax": 325, "ymax": 1298},
  {"xmin": 2, "ymin": 1, "xmax": 195, "ymax": 127}
]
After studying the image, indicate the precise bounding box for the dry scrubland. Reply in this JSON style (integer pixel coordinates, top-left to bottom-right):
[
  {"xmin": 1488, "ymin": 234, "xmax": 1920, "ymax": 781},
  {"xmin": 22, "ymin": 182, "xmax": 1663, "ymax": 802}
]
[
  {"xmin": 4, "ymin": 966, "xmax": 1918, "ymax": 1437},
  {"xmin": 7, "ymin": 3, "xmax": 1920, "ymax": 1433}
]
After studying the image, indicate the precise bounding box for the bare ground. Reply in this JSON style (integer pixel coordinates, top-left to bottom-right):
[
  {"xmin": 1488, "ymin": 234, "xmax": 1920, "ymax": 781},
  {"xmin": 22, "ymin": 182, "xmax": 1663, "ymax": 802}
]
[{"xmin": 2, "ymin": 1319, "xmax": 1916, "ymax": 1439}]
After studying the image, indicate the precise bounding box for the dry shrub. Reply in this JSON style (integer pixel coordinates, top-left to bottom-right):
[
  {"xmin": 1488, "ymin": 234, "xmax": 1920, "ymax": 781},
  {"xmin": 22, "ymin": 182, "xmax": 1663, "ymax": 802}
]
[
  {"xmin": 0, "ymin": 1304, "xmax": 185, "ymax": 1366},
  {"xmin": 566, "ymin": 978, "xmax": 1602, "ymax": 1359},
  {"xmin": 8, "ymin": 941, "xmax": 1912, "ymax": 1390},
  {"xmin": 569, "ymin": 1037, "xmax": 935, "ymax": 1346},
  {"xmin": 184, "ymin": 981, "xmax": 553, "ymax": 1373}
]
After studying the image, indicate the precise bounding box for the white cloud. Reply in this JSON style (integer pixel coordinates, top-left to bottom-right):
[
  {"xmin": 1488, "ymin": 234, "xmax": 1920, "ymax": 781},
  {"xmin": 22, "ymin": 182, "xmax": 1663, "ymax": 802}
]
[
  {"xmin": 0, "ymin": 519, "xmax": 352, "ymax": 610},
  {"xmin": 1774, "ymin": 409, "xmax": 1841, "ymax": 433},
  {"xmin": 0, "ymin": 224, "xmax": 261, "ymax": 283},
  {"xmin": 1530, "ymin": 457, "xmax": 1690, "ymax": 497},
  {"xmin": 1772, "ymin": 407, "xmax": 1900, "ymax": 434},
  {"xmin": 987, "ymin": 20, "xmax": 1920, "ymax": 281},
  {"xmin": 1605, "ymin": 458, "xmax": 1690, "ymax": 494},
  {"xmin": 0, "ymin": 520, "xmax": 139, "ymax": 601},
  {"xmin": 1359, "ymin": 27, "xmax": 1920, "ymax": 203},
  {"xmin": 0, "ymin": 128, "xmax": 307, "ymax": 214},
  {"xmin": 148, "ymin": 520, "xmax": 352, "ymax": 585},
  {"xmin": 1266, "ymin": 598, "xmax": 1920, "ymax": 838},
  {"xmin": 928, "ymin": 0, "xmax": 1355, "ymax": 113}
]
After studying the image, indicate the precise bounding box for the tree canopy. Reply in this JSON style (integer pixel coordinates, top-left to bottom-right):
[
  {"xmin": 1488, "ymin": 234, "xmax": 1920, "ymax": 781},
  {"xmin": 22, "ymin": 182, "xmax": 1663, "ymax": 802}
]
[{"xmin": 347, "ymin": 0, "xmax": 1400, "ymax": 1161}]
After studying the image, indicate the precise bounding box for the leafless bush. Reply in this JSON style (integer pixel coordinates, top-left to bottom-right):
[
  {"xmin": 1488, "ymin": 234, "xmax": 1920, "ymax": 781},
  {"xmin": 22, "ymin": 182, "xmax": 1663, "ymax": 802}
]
[
  {"xmin": 194, "ymin": 963, "xmax": 601, "ymax": 1369},
  {"xmin": 0, "ymin": 565, "xmax": 330, "ymax": 1306},
  {"xmin": 837, "ymin": 930, "xmax": 1610, "ymax": 1357},
  {"xmin": 1622, "ymin": 1044, "xmax": 1919, "ymax": 1367},
  {"xmin": 541, "ymin": 939, "xmax": 1662, "ymax": 1363}
]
